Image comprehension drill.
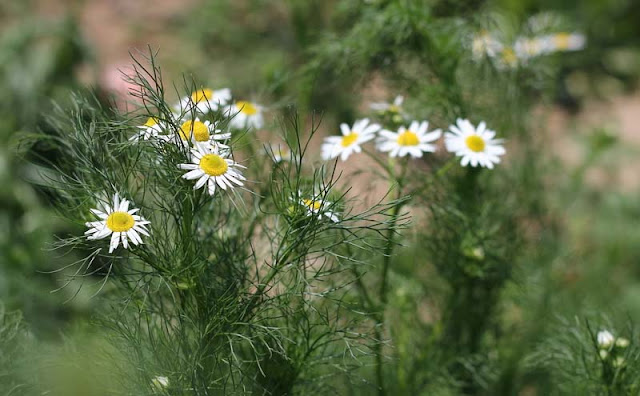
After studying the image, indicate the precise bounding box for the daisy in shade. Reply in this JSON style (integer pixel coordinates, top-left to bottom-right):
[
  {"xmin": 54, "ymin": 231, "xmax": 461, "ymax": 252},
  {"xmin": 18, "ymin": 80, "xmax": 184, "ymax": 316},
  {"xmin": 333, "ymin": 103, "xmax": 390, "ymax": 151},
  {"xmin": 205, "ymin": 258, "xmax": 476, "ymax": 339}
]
[
  {"xmin": 177, "ymin": 87, "xmax": 231, "ymax": 114},
  {"xmin": 179, "ymin": 144, "xmax": 246, "ymax": 196},
  {"xmin": 297, "ymin": 191, "xmax": 339, "ymax": 223},
  {"xmin": 370, "ymin": 95, "xmax": 405, "ymax": 114},
  {"xmin": 514, "ymin": 37, "xmax": 544, "ymax": 61},
  {"xmin": 85, "ymin": 193, "xmax": 150, "ymax": 253},
  {"xmin": 471, "ymin": 30, "xmax": 503, "ymax": 60},
  {"xmin": 321, "ymin": 118, "xmax": 380, "ymax": 161},
  {"xmin": 266, "ymin": 144, "xmax": 293, "ymax": 163},
  {"xmin": 541, "ymin": 32, "xmax": 586, "ymax": 54},
  {"xmin": 377, "ymin": 120, "xmax": 441, "ymax": 158},
  {"xmin": 166, "ymin": 118, "xmax": 230, "ymax": 148},
  {"xmin": 227, "ymin": 101, "xmax": 264, "ymax": 130},
  {"xmin": 130, "ymin": 117, "xmax": 164, "ymax": 141},
  {"xmin": 445, "ymin": 118, "xmax": 505, "ymax": 169}
]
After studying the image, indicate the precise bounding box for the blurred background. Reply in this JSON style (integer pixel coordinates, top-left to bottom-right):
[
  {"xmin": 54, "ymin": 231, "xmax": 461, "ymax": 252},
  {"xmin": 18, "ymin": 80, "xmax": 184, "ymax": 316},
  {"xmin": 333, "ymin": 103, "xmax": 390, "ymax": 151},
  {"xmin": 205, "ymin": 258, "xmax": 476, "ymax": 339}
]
[{"xmin": 1, "ymin": 0, "xmax": 640, "ymax": 394}]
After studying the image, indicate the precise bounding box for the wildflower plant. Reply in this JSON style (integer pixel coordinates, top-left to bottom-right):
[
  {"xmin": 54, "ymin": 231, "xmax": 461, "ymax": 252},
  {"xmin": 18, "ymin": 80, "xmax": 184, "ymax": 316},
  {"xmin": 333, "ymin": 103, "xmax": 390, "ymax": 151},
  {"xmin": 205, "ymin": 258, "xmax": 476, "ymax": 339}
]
[{"xmin": 33, "ymin": 51, "xmax": 406, "ymax": 394}]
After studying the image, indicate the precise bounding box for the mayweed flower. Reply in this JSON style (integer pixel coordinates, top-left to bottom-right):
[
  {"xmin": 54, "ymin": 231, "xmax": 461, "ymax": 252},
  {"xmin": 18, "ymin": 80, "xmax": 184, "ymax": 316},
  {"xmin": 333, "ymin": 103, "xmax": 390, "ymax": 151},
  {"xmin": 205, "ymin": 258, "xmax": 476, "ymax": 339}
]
[
  {"xmin": 370, "ymin": 95, "xmax": 405, "ymax": 115},
  {"xmin": 179, "ymin": 144, "xmax": 246, "ymax": 196},
  {"xmin": 597, "ymin": 330, "xmax": 615, "ymax": 349},
  {"xmin": 514, "ymin": 37, "xmax": 544, "ymax": 60},
  {"xmin": 496, "ymin": 46, "xmax": 519, "ymax": 69},
  {"xmin": 377, "ymin": 120, "xmax": 441, "ymax": 158},
  {"xmin": 85, "ymin": 193, "xmax": 150, "ymax": 253},
  {"xmin": 445, "ymin": 118, "xmax": 505, "ymax": 169},
  {"xmin": 130, "ymin": 117, "xmax": 164, "ymax": 141},
  {"xmin": 471, "ymin": 30, "xmax": 503, "ymax": 60},
  {"xmin": 267, "ymin": 144, "xmax": 293, "ymax": 163},
  {"xmin": 168, "ymin": 118, "xmax": 230, "ymax": 147},
  {"xmin": 177, "ymin": 87, "xmax": 231, "ymax": 113},
  {"xmin": 616, "ymin": 337, "xmax": 630, "ymax": 348},
  {"xmin": 321, "ymin": 118, "xmax": 380, "ymax": 161},
  {"xmin": 151, "ymin": 375, "xmax": 169, "ymax": 390},
  {"xmin": 227, "ymin": 101, "xmax": 264, "ymax": 130},
  {"xmin": 541, "ymin": 32, "xmax": 586, "ymax": 53},
  {"xmin": 298, "ymin": 192, "xmax": 339, "ymax": 223}
]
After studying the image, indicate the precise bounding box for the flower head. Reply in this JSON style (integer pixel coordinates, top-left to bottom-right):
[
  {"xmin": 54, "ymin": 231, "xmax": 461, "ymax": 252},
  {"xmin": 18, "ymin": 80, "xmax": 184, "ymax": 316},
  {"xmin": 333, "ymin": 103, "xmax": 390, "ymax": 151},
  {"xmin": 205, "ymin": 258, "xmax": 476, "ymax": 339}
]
[
  {"xmin": 177, "ymin": 87, "xmax": 231, "ymax": 114},
  {"xmin": 165, "ymin": 118, "xmax": 230, "ymax": 148},
  {"xmin": 85, "ymin": 193, "xmax": 150, "ymax": 253},
  {"xmin": 130, "ymin": 117, "xmax": 164, "ymax": 141},
  {"xmin": 471, "ymin": 30, "xmax": 503, "ymax": 60},
  {"xmin": 377, "ymin": 120, "xmax": 441, "ymax": 158},
  {"xmin": 227, "ymin": 101, "xmax": 264, "ymax": 130},
  {"xmin": 179, "ymin": 144, "xmax": 246, "ymax": 196},
  {"xmin": 267, "ymin": 144, "xmax": 293, "ymax": 163},
  {"xmin": 597, "ymin": 330, "xmax": 615, "ymax": 349},
  {"xmin": 151, "ymin": 375, "xmax": 169, "ymax": 391},
  {"xmin": 541, "ymin": 32, "xmax": 586, "ymax": 53},
  {"xmin": 296, "ymin": 191, "xmax": 339, "ymax": 223},
  {"xmin": 445, "ymin": 119, "xmax": 505, "ymax": 169},
  {"xmin": 370, "ymin": 95, "xmax": 405, "ymax": 114},
  {"xmin": 514, "ymin": 37, "xmax": 544, "ymax": 60},
  {"xmin": 321, "ymin": 118, "xmax": 380, "ymax": 161}
]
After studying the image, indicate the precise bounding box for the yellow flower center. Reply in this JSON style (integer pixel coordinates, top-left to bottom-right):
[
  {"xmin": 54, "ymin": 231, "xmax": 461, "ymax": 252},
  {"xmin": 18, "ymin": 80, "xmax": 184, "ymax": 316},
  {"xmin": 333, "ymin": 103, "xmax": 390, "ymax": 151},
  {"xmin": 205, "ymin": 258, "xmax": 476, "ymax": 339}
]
[
  {"xmin": 341, "ymin": 133, "xmax": 359, "ymax": 147},
  {"xmin": 397, "ymin": 131, "xmax": 419, "ymax": 146},
  {"xmin": 553, "ymin": 33, "xmax": 570, "ymax": 49},
  {"xmin": 191, "ymin": 88, "xmax": 213, "ymax": 103},
  {"xmin": 179, "ymin": 120, "xmax": 210, "ymax": 142},
  {"xmin": 106, "ymin": 212, "xmax": 135, "ymax": 232},
  {"xmin": 303, "ymin": 199, "xmax": 322, "ymax": 211},
  {"xmin": 388, "ymin": 104, "xmax": 401, "ymax": 113},
  {"xmin": 236, "ymin": 101, "xmax": 258, "ymax": 115},
  {"xmin": 501, "ymin": 48, "xmax": 518, "ymax": 66},
  {"xmin": 465, "ymin": 135, "xmax": 486, "ymax": 152},
  {"xmin": 199, "ymin": 154, "xmax": 228, "ymax": 176},
  {"xmin": 144, "ymin": 117, "xmax": 157, "ymax": 127}
]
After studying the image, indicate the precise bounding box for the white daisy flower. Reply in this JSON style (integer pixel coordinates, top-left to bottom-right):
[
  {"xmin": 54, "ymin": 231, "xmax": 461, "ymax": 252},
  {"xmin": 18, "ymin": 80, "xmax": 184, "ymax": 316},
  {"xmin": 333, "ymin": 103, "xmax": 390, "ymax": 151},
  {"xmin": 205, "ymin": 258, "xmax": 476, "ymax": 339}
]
[
  {"xmin": 370, "ymin": 95, "xmax": 405, "ymax": 114},
  {"xmin": 151, "ymin": 376, "xmax": 169, "ymax": 390},
  {"xmin": 616, "ymin": 337, "xmax": 630, "ymax": 348},
  {"xmin": 267, "ymin": 144, "xmax": 293, "ymax": 163},
  {"xmin": 179, "ymin": 144, "xmax": 246, "ymax": 196},
  {"xmin": 165, "ymin": 118, "xmax": 230, "ymax": 147},
  {"xmin": 321, "ymin": 118, "xmax": 380, "ymax": 161},
  {"xmin": 297, "ymin": 192, "xmax": 339, "ymax": 223},
  {"xmin": 514, "ymin": 37, "xmax": 544, "ymax": 60},
  {"xmin": 176, "ymin": 87, "xmax": 231, "ymax": 114},
  {"xmin": 495, "ymin": 46, "xmax": 519, "ymax": 69},
  {"xmin": 130, "ymin": 117, "xmax": 164, "ymax": 141},
  {"xmin": 85, "ymin": 193, "xmax": 150, "ymax": 253},
  {"xmin": 471, "ymin": 30, "xmax": 503, "ymax": 60},
  {"xmin": 445, "ymin": 118, "xmax": 505, "ymax": 169},
  {"xmin": 541, "ymin": 32, "xmax": 586, "ymax": 54},
  {"xmin": 597, "ymin": 330, "xmax": 615, "ymax": 349},
  {"xmin": 376, "ymin": 120, "xmax": 441, "ymax": 158},
  {"xmin": 227, "ymin": 101, "xmax": 264, "ymax": 130}
]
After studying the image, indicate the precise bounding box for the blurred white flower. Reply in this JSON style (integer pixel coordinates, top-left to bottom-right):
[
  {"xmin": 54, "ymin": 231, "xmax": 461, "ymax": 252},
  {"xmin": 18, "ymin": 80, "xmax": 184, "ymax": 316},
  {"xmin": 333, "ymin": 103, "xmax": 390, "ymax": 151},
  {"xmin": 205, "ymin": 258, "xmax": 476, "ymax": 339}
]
[
  {"xmin": 597, "ymin": 330, "xmax": 615, "ymax": 349},
  {"xmin": 541, "ymin": 32, "xmax": 586, "ymax": 54},
  {"xmin": 177, "ymin": 87, "xmax": 231, "ymax": 114},
  {"xmin": 267, "ymin": 144, "xmax": 293, "ymax": 163},
  {"xmin": 471, "ymin": 30, "xmax": 503, "ymax": 60},
  {"xmin": 151, "ymin": 375, "xmax": 169, "ymax": 390},
  {"xmin": 616, "ymin": 337, "xmax": 630, "ymax": 348},
  {"xmin": 370, "ymin": 95, "xmax": 405, "ymax": 114},
  {"xmin": 321, "ymin": 118, "xmax": 380, "ymax": 161},
  {"xmin": 85, "ymin": 193, "xmax": 150, "ymax": 253},
  {"xmin": 227, "ymin": 101, "xmax": 264, "ymax": 130},
  {"xmin": 514, "ymin": 37, "xmax": 544, "ymax": 60},
  {"xmin": 377, "ymin": 120, "xmax": 441, "ymax": 158},
  {"xmin": 613, "ymin": 356, "xmax": 625, "ymax": 368},
  {"xmin": 179, "ymin": 144, "xmax": 246, "ymax": 196},
  {"xmin": 445, "ymin": 118, "xmax": 505, "ymax": 169},
  {"xmin": 496, "ymin": 47, "xmax": 520, "ymax": 69},
  {"xmin": 599, "ymin": 349, "xmax": 608, "ymax": 360}
]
